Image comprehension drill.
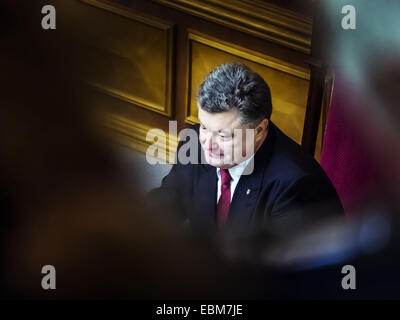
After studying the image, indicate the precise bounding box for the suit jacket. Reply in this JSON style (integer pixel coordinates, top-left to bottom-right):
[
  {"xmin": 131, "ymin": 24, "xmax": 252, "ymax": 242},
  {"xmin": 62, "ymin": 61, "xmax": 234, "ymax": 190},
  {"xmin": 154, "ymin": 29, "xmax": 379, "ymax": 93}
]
[{"xmin": 148, "ymin": 122, "xmax": 344, "ymax": 240}]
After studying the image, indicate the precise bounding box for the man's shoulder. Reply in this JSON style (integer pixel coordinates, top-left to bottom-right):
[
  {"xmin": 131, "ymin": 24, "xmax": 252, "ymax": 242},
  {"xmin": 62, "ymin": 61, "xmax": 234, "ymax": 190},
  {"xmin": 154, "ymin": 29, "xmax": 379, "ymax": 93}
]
[
  {"xmin": 263, "ymin": 123, "xmax": 329, "ymax": 184},
  {"xmin": 259, "ymin": 125, "xmax": 341, "ymax": 208}
]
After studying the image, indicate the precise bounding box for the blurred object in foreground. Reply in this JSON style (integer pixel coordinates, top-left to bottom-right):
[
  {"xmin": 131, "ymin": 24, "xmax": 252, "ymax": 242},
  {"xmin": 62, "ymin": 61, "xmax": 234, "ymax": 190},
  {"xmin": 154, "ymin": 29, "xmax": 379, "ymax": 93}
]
[
  {"xmin": 320, "ymin": 0, "xmax": 400, "ymax": 216},
  {"xmin": 0, "ymin": 0, "xmax": 235, "ymax": 299},
  {"xmin": 220, "ymin": 205, "xmax": 400, "ymax": 298},
  {"xmin": 320, "ymin": 73, "xmax": 384, "ymax": 214}
]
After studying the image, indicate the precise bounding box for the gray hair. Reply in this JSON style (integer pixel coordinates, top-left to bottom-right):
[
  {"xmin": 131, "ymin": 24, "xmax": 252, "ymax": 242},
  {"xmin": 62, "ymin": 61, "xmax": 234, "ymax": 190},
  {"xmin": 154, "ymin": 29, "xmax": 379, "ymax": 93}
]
[{"xmin": 197, "ymin": 63, "xmax": 272, "ymax": 125}]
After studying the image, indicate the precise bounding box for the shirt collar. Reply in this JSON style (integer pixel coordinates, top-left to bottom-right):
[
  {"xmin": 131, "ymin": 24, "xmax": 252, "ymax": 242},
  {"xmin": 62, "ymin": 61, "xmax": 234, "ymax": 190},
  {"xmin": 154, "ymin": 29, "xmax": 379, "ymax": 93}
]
[{"xmin": 216, "ymin": 153, "xmax": 255, "ymax": 182}]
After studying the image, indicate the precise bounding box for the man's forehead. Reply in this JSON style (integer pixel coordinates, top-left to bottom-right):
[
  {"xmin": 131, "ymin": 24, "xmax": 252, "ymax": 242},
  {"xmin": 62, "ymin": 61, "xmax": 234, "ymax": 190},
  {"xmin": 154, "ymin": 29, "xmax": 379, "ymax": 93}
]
[{"xmin": 198, "ymin": 107, "xmax": 242, "ymax": 130}]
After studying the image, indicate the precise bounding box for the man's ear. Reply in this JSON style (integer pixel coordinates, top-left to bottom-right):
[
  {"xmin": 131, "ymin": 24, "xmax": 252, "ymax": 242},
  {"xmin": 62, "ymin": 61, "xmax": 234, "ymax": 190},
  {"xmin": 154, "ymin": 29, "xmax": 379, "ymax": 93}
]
[{"xmin": 255, "ymin": 118, "xmax": 269, "ymax": 137}]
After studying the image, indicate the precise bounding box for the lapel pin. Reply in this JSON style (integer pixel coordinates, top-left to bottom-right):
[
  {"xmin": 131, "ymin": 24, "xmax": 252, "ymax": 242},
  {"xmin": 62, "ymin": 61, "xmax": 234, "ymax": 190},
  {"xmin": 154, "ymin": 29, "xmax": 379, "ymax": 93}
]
[{"xmin": 246, "ymin": 189, "xmax": 251, "ymax": 195}]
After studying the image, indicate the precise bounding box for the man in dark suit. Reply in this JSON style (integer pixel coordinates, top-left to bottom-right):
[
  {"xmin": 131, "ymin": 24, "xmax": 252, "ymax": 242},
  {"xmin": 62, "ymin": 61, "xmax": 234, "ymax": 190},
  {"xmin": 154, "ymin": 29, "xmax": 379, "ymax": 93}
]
[{"xmin": 148, "ymin": 63, "xmax": 343, "ymax": 241}]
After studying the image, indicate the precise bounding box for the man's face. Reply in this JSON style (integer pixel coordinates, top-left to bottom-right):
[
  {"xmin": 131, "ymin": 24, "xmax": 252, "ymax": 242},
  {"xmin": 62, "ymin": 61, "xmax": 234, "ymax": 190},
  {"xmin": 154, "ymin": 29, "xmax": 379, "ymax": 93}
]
[{"xmin": 198, "ymin": 107, "xmax": 255, "ymax": 169}]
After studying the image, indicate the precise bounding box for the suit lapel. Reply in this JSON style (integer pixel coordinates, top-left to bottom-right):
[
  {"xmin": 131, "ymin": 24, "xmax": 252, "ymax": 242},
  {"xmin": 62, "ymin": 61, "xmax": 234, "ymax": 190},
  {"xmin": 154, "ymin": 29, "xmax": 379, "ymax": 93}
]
[
  {"xmin": 228, "ymin": 160, "xmax": 263, "ymax": 229},
  {"xmin": 227, "ymin": 123, "xmax": 276, "ymax": 230}
]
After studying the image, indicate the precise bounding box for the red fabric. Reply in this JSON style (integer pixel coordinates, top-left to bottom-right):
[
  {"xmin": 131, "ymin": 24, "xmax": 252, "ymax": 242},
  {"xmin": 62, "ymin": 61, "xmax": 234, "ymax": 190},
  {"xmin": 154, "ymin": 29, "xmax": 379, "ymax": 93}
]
[
  {"xmin": 217, "ymin": 169, "xmax": 232, "ymax": 227},
  {"xmin": 320, "ymin": 74, "xmax": 381, "ymax": 215}
]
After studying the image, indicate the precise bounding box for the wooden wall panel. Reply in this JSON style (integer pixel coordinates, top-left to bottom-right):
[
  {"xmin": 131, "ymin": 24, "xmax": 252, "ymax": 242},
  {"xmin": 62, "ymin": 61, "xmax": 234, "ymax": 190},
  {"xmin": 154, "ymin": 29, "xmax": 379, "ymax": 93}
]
[
  {"xmin": 76, "ymin": 0, "xmax": 175, "ymax": 117},
  {"xmin": 153, "ymin": 0, "xmax": 312, "ymax": 53},
  {"xmin": 56, "ymin": 0, "xmax": 328, "ymax": 159}
]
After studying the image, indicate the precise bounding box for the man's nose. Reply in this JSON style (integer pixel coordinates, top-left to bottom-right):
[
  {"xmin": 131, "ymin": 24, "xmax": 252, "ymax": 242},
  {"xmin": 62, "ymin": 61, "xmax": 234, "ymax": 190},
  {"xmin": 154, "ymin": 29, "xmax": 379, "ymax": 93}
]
[{"xmin": 206, "ymin": 134, "xmax": 218, "ymax": 150}]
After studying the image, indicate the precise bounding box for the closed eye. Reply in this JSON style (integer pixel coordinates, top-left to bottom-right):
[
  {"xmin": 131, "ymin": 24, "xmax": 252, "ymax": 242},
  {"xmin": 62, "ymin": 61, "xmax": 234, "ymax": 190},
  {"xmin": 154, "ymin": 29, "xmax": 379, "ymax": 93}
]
[{"xmin": 219, "ymin": 134, "xmax": 231, "ymax": 140}]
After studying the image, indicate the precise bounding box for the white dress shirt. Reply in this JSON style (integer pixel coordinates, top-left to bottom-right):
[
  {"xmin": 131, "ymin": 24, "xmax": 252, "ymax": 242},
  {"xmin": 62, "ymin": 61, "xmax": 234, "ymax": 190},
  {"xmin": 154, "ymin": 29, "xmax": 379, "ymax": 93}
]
[{"xmin": 216, "ymin": 154, "xmax": 255, "ymax": 203}]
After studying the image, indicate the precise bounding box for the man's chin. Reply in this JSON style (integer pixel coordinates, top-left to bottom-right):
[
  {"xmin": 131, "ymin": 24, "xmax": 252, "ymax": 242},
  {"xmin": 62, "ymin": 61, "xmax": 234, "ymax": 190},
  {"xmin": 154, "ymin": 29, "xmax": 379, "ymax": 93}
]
[{"xmin": 204, "ymin": 155, "xmax": 234, "ymax": 169}]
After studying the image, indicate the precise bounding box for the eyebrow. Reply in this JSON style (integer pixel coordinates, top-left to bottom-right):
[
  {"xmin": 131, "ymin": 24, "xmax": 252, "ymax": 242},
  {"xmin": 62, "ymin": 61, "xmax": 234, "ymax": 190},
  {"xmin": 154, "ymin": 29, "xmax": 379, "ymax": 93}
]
[{"xmin": 199, "ymin": 121, "xmax": 230, "ymax": 134}]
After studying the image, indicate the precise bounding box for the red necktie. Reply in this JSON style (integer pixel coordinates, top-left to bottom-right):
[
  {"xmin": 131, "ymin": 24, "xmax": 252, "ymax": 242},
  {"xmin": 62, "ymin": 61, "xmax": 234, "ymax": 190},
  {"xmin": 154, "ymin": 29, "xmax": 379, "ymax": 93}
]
[{"xmin": 217, "ymin": 169, "xmax": 232, "ymax": 228}]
